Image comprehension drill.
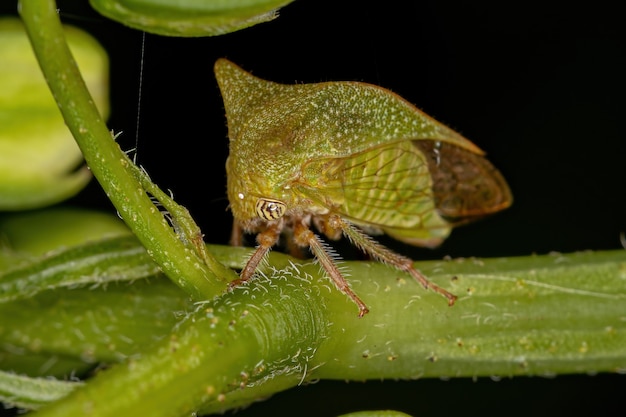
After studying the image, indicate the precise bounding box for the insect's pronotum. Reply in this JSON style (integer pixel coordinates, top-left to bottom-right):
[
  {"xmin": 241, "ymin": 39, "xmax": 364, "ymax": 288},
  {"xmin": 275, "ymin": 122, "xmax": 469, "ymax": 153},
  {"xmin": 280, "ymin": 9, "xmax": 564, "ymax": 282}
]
[{"xmin": 215, "ymin": 59, "xmax": 512, "ymax": 317}]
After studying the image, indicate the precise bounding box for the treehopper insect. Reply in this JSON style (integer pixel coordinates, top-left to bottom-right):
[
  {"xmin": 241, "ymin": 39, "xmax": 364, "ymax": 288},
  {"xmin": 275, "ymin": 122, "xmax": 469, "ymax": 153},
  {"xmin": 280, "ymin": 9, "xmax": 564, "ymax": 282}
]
[{"xmin": 215, "ymin": 59, "xmax": 512, "ymax": 317}]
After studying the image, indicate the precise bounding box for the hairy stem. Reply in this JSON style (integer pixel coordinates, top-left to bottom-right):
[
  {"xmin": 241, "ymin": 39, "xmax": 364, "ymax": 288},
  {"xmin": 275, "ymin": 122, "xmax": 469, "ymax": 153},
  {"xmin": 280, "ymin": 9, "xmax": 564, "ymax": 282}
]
[
  {"xmin": 3, "ymin": 248, "xmax": 621, "ymax": 416},
  {"xmin": 17, "ymin": 0, "xmax": 235, "ymax": 300}
]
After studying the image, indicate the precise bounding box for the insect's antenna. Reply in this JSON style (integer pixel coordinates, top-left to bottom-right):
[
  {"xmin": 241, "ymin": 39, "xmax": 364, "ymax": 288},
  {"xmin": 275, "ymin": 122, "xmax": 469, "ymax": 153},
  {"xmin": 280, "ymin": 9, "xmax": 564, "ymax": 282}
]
[{"xmin": 133, "ymin": 31, "xmax": 147, "ymax": 165}]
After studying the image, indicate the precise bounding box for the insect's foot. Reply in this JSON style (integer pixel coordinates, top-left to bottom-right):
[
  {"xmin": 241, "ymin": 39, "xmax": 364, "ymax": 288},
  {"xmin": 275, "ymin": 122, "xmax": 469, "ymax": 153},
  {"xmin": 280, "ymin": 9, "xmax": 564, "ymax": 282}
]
[
  {"xmin": 357, "ymin": 305, "xmax": 370, "ymax": 318},
  {"xmin": 409, "ymin": 268, "xmax": 457, "ymax": 306},
  {"xmin": 444, "ymin": 291, "xmax": 458, "ymax": 307},
  {"xmin": 227, "ymin": 278, "xmax": 245, "ymax": 291},
  {"xmin": 341, "ymin": 286, "xmax": 370, "ymax": 317},
  {"xmin": 427, "ymin": 283, "xmax": 457, "ymax": 306},
  {"xmin": 426, "ymin": 282, "xmax": 457, "ymax": 306}
]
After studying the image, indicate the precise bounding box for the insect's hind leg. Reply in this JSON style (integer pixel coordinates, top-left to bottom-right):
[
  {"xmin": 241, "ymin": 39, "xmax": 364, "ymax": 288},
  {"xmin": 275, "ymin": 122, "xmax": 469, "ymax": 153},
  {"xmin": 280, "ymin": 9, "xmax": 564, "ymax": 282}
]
[
  {"xmin": 329, "ymin": 214, "xmax": 457, "ymax": 306},
  {"xmin": 230, "ymin": 221, "xmax": 244, "ymax": 246}
]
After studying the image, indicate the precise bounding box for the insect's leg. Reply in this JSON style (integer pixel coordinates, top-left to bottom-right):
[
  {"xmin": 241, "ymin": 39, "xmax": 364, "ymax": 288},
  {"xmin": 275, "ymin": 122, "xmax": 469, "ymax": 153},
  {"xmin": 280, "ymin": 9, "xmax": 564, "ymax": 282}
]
[
  {"xmin": 229, "ymin": 221, "xmax": 281, "ymax": 289},
  {"xmin": 230, "ymin": 221, "xmax": 243, "ymax": 246},
  {"xmin": 329, "ymin": 215, "xmax": 457, "ymax": 306},
  {"xmin": 283, "ymin": 227, "xmax": 307, "ymax": 259},
  {"xmin": 293, "ymin": 221, "xmax": 370, "ymax": 317}
]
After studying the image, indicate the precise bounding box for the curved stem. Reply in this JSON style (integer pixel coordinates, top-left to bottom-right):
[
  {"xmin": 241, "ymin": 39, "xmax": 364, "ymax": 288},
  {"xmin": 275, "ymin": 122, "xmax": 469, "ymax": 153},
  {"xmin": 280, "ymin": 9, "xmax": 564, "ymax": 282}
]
[{"xmin": 18, "ymin": 0, "xmax": 235, "ymax": 300}]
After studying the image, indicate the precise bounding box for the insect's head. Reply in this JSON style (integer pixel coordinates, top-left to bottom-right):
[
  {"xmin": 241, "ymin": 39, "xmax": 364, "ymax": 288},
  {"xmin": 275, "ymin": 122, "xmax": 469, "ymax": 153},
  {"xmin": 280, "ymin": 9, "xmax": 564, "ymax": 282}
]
[
  {"xmin": 228, "ymin": 187, "xmax": 288, "ymax": 225},
  {"xmin": 226, "ymin": 153, "xmax": 293, "ymax": 225}
]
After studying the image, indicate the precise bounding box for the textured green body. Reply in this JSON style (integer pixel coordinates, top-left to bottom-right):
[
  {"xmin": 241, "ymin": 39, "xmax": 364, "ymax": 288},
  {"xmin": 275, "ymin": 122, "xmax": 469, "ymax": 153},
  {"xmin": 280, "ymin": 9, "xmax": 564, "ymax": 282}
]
[{"xmin": 215, "ymin": 58, "xmax": 510, "ymax": 247}]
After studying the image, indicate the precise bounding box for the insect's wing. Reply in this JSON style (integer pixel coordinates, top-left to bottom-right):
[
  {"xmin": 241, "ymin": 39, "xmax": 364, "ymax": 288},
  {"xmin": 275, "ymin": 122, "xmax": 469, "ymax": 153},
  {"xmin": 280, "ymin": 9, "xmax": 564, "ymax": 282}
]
[
  {"xmin": 298, "ymin": 140, "xmax": 453, "ymax": 248},
  {"xmin": 298, "ymin": 140, "xmax": 512, "ymax": 248},
  {"xmin": 413, "ymin": 140, "xmax": 513, "ymax": 223}
]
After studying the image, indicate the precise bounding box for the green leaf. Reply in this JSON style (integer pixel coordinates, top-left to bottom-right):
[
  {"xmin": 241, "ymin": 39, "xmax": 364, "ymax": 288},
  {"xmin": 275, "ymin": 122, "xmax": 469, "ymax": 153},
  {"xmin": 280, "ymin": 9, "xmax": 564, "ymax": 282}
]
[
  {"xmin": 0, "ymin": 18, "xmax": 108, "ymax": 210},
  {"xmin": 89, "ymin": 0, "xmax": 295, "ymax": 37},
  {"xmin": 0, "ymin": 208, "xmax": 130, "ymax": 258},
  {"xmin": 0, "ymin": 370, "xmax": 82, "ymax": 410},
  {"xmin": 0, "ymin": 235, "xmax": 159, "ymax": 303}
]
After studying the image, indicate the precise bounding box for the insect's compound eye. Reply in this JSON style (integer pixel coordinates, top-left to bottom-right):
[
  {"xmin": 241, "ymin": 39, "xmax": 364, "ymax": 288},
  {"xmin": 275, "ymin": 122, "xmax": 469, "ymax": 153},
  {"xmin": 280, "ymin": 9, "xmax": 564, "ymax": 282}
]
[{"xmin": 255, "ymin": 198, "xmax": 287, "ymax": 220}]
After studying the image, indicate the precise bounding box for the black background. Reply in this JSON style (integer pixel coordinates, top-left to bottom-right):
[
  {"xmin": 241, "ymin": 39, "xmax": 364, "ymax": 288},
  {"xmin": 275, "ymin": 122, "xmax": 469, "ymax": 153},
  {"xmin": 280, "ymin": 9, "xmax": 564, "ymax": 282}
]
[{"xmin": 2, "ymin": 1, "xmax": 625, "ymax": 416}]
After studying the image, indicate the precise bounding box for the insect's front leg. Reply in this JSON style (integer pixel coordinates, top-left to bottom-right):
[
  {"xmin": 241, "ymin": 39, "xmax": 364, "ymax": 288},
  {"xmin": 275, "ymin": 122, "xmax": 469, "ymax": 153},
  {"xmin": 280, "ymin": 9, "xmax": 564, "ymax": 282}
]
[
  {"xmin": 293, "ymin": 218, "xmax": 370, "ymax": 317},
  {"xmin": 229, "ymin": 220, "xmax": 282, "ymax": 289}
]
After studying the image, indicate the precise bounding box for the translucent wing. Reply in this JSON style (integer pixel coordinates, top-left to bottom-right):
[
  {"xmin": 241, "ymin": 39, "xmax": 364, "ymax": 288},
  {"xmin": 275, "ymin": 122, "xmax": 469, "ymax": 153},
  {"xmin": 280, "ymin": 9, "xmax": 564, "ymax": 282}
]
[
  {"xmin": 298, "ymin": 140, "xmax": 512, "ymax": 248},
  {"xmin": 298, "ymin": 140, "xmax": 452, "ymax": 247}
]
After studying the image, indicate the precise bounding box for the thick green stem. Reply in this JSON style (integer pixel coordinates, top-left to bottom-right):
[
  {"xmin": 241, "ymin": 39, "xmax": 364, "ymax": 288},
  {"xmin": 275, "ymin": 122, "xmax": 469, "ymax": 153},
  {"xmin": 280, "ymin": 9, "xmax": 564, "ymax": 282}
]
[
  {"xmin": 7, "ymin": 249, "xmax": 623, "ymax": 416},
  {"xmin": 17, "ymin": 0, "xmax": 234, "ymax": 299},
  {"xmin": 29, "ymin": 261, "xmax": 331, "ymax": 417}
]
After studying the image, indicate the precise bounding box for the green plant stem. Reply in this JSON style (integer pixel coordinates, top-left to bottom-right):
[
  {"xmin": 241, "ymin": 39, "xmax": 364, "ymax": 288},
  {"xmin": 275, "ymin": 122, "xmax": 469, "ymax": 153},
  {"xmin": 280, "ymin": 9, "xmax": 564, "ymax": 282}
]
[
  {"xmin": 29, "ymin": 262, "xmax": 331, "ymax": 417},
  {"xmin": 17, "ymin": 0, "xmax": 234, "ymax": 301},
  {"xmin": 10, "ymin": 249, "xmax": 623, "ymax": 416}
]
